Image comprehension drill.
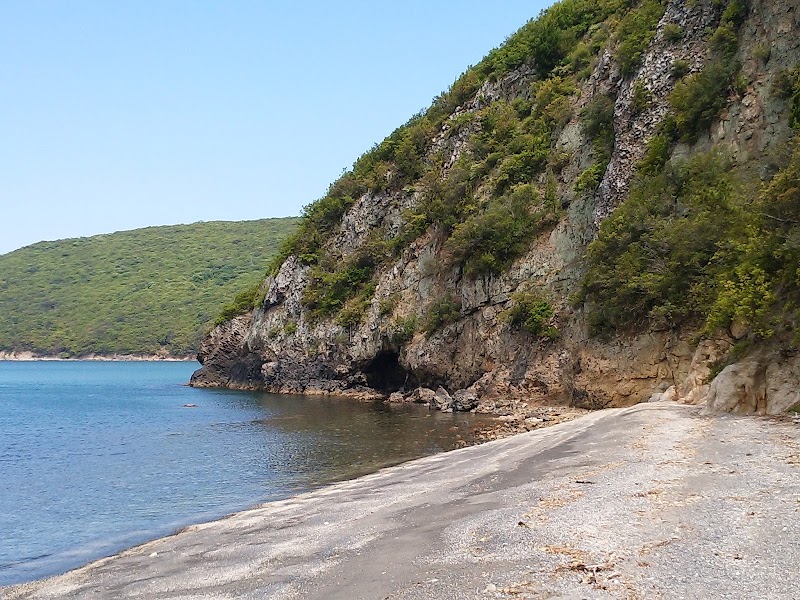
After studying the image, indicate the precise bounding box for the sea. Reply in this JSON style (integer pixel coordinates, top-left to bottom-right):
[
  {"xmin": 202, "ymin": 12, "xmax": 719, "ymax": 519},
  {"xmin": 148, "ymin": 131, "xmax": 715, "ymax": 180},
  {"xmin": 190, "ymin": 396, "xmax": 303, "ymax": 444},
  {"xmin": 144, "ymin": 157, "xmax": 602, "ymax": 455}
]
[{"xmin": 0, "ymin": 361, "xmax": 486, "ymax": 586}]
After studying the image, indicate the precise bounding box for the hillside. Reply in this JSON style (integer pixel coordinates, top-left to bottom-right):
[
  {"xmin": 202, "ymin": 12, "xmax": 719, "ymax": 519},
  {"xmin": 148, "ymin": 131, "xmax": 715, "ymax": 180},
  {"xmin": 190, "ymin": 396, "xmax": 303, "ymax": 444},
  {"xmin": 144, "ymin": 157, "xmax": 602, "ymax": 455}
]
[
  {"xmin": 0, "ymin": 218, "xmax": 298, "ymax": 358},
  {"xmin": 192, "ymin": 0, "xmax": 799, "ymax": 415}
]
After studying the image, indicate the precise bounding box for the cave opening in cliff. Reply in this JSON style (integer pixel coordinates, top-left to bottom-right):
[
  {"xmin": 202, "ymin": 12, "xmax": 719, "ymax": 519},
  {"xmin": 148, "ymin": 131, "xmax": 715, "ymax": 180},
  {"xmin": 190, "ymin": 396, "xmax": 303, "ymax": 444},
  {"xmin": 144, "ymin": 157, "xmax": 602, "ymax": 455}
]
[{"xmin": 363, "ymin": 351, "xmax": 416, "ymax": 392}]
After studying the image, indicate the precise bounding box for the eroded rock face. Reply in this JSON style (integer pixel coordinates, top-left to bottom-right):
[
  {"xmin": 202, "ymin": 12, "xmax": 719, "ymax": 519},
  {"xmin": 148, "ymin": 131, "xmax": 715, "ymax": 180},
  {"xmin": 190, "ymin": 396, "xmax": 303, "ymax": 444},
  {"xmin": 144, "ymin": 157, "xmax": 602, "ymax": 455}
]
[
  {"xmin": 191, "ymin": 0, "xmax": 799, "ymax": 415},
  {"xmin": 190, "ymin": 314, "xmax": 264, "ymax": 390},
  {"xmin": 700, "ymin": 352, "xmax": 800, "ymax": 415},
  {"xmin": 595, "ymin": 0, "xmax": 720, "ymax": 223}
]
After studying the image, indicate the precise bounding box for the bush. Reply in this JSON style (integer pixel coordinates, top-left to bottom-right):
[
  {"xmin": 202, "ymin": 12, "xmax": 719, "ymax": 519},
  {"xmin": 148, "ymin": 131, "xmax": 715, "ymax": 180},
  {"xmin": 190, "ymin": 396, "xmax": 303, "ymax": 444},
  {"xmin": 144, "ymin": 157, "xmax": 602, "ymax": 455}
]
[
  {"xmin": 301, "ymin": 230, "xmax": 391, "ymax": 321},
  {"xmin": 663, "ymin": 23, "xmax": 684, "ymax": 43},
  {"xmin": 638, "ymin": 130, "xmax": 672, "ymax": 175},
  {"xmin": 586, "ymin": 137, "xmax": 800, "ymax": 345},
  {"xmin": 392, "ymin": 119, "xmax": 435, "ymax": 183},
  {"xmin": 422, "ymin": 297, "xmax": 461, "ymax": 334},
  {"xmin": 631, "ymin": 80, "xmax": 653, "ymax": 114},
  {"xmin": 772, "ymin": 67, "xmax": 800, "ymax": 130},
  {"xmin": 378, "ymin": 293, "xmax": 400, "ymax": 317},
  {"xmin": 575, "ymin": 162, "xmax": 606, "ymax": 194},
  {"xmin": 493, "ymin": 140, "xmax": 550, "ymax": 192},
  {"xmin": 389, "ymin": 315, "xmax": 418, "ymax": 345},
  {"xmin": 214, "ymin": 282, "xmax": 263, "ymax": 326},
  {"xmin": 582, "ymin": 95, "xmax": 616, "ymax": 157},
  {"xmin": 413, "ymin": 155, "xmax": 478, "ymax": 234},
  {"xmin": 669, "ymin": 57, "xmax": 739, "ymax": 142},
  {"xmin": 272, "ymin": 194, "xmax": 355, "ymax": 269},
  {"xmin": 616, "ymin": 0, "xmax": 667, "ymax": 77},
  {"xmin": 580, "ymin": 151, "xmax": 745, "ymax": 333},
  {"xmin": 754, "ymin": 43, "xmax": 771, "ymax": 63},
  {"xmin": 531, "ymin": 76, "xmax": 577, "ymax": 127},
  {"xmin": 706, "ymin": 144, "xmax": 800, "ymax": 338},
  {"xmin": 505, "ymin": 291, "xmax": 557, "ymax": 337},
  {"xmin": 670, "ymin": 59, "xmax": 690, "ymax": 79},
  {"xmin": 478, "ymin": 0, "xmax": 619, "ymax": 79},
  {"xmin": 334, "ymin": 295, "xmax": 372, "ymax": 328},
  {"xmin": 577, "ymin": 94, "xmax": 616, "ymax": 194},
  {"xmin": 445, "ymin": 184, "xmax": 558, "ymax": 278}
]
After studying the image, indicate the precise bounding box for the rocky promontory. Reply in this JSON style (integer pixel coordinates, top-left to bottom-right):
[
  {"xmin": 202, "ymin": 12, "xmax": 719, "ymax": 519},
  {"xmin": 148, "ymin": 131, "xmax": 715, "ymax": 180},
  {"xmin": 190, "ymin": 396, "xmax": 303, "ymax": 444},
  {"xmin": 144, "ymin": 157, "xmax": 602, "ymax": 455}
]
[{"xmin": 192, "ymin": 0, "xmax": 800, "ymax": 418}]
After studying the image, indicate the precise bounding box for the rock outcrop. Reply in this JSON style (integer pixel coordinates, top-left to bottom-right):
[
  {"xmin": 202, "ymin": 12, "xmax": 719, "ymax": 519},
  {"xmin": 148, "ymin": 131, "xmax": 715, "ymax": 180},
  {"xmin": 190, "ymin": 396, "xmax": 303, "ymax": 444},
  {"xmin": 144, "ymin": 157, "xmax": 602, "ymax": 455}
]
[
  {"xmin": 192, "ymin": 0, "xmax": 800, "ymax": 416},
  {"xmin": 699, "ymin": 351, "xmax": 800, "ymax": 415}
]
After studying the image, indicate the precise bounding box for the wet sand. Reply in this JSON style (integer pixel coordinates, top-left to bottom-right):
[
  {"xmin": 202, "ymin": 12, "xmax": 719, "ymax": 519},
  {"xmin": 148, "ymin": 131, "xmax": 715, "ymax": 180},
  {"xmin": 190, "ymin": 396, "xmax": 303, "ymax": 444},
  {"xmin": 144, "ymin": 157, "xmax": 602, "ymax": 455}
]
[{"xmin": 4, "ymin": 403, "xmax": 799, "ymax": 599}]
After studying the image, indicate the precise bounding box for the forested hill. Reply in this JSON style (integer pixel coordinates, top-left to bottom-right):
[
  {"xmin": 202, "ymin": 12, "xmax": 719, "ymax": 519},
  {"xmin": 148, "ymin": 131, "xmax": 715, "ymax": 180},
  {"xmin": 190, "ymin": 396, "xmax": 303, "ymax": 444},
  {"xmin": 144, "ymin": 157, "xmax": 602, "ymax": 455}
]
[{"xmin": 0, "ymin": 218, "xmax": 298, "ymax": 358}]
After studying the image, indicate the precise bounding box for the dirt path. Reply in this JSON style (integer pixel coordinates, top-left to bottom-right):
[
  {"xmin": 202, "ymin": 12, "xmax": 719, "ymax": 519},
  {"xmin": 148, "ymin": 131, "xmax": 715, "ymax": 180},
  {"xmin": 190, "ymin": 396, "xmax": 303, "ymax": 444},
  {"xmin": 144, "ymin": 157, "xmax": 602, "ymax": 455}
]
[{"xmin": 4, "ymin": 403, "xmax": 799, "ymax": 599}]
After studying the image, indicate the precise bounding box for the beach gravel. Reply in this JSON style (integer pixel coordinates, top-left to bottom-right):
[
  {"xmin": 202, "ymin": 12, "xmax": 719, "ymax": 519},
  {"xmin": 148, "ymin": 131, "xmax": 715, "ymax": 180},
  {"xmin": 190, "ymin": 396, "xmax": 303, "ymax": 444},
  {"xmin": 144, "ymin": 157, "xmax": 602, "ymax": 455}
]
[{"xmin": 4, "ymin": 403, "xmax": 799, "ymax": 599}]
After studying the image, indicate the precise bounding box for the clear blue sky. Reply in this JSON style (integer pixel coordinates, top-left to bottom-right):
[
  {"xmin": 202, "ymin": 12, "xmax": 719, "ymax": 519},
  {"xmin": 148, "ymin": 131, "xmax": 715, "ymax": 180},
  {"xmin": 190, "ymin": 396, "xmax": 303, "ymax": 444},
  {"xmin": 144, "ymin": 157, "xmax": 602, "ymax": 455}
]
[{"xmin": 0, "ymin": 1, "xmax": 552, "ymax": 255}]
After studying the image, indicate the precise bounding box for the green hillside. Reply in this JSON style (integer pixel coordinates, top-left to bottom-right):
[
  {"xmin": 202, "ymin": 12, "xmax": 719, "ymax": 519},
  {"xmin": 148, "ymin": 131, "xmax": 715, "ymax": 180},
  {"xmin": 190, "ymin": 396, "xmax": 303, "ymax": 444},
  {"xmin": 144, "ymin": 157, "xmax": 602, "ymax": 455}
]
[{"xmin": 0, "ymin": 218, "xmax": 298, "ymax": 357}]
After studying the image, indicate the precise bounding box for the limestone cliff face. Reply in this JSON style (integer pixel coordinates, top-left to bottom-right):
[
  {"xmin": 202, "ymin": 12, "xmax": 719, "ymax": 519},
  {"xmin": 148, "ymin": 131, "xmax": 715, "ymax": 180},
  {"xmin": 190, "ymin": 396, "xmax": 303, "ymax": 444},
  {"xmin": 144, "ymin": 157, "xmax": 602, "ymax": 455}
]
[{"xmin": 192, "ymin": 0, "xmax": 799, "ymax": 416}]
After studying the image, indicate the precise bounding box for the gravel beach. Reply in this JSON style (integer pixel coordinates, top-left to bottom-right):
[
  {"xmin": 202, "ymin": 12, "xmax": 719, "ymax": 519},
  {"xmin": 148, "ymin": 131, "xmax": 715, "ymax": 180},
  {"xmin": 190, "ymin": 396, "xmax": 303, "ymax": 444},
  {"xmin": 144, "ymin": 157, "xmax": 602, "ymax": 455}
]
[{"xmin": 4, "ymin": 402, "xmax": 799, "ymax": 599}]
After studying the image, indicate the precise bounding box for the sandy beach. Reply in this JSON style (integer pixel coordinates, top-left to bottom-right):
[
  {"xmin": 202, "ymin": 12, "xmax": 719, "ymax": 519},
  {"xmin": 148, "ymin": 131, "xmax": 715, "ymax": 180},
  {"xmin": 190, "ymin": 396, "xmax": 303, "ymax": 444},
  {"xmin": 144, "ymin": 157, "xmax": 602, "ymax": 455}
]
[{"xmin": 4, "ymin": 402, "xmax": 799, "ymax": 599}]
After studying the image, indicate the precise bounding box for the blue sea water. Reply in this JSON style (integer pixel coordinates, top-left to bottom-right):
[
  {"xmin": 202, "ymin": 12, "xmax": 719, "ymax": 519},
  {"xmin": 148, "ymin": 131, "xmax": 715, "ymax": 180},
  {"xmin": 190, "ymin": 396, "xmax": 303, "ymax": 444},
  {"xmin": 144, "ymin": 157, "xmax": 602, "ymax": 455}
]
[{"xmin": 0, "ymin": 361, "xmax": 484, "ymax": 586}]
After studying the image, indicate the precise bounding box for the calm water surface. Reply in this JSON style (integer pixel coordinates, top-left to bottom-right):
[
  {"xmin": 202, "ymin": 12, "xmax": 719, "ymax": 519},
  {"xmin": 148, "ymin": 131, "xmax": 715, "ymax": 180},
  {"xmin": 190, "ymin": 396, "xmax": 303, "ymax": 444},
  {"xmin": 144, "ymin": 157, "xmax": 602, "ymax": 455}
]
[{"xmin": 0, "ymin": 361, "xmax": 487, "ymax": 585}]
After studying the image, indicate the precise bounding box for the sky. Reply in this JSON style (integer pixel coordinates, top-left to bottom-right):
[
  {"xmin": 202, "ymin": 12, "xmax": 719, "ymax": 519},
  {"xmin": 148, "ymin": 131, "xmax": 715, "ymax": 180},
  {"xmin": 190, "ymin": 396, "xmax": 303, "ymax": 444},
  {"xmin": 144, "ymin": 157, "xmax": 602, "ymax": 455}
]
[{"xmin": 0, "ymin": 1, "xmax": 553, "ymax": 255}]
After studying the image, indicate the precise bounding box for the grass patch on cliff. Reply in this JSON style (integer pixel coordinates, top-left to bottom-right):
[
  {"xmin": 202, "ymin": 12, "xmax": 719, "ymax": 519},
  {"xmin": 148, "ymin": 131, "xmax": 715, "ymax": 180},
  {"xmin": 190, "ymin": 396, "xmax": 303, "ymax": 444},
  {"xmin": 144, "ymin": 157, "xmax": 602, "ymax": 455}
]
[
  {"xmin": 444, "ymin": 182, "xmax": 560, "ymax": 278},
  {"xmin": 422, "ymin": 296, "xmax": 462, "ymax": 335},
  {"xmin": 301, "ymin": 230, "xmax": 392, "ymax": 322},
  {"xmin": 615, "ymin": 0, "xmax": 666, "ymax": 77},
  {"xmin": 214, "ymin": 282, "xmax": 265, "ymax": 327},
  {"xmin": 576, "ymin": 94, "xmax": 616, "ymax": 195},
  {"xmin": 505, "ymin": 290, "xmax": 559, "ymax": 338}
]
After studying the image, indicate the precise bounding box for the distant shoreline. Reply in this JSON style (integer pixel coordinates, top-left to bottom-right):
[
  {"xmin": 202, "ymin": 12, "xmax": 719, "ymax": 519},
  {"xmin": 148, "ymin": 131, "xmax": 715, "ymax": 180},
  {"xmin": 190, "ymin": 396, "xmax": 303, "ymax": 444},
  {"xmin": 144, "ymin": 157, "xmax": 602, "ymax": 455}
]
[{"xmin": 0, "ymin": 351, "xmax": 196, "ymax": 362}]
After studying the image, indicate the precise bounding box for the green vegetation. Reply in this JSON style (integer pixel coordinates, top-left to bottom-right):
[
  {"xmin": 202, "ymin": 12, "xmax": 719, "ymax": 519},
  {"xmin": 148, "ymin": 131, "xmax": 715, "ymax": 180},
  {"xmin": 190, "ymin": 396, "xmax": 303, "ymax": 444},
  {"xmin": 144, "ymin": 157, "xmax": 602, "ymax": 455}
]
[
  {"xmin": 664, "ymin": 0, "xmax": 748, "ymax": 142},
  {"xmin": 577, "ymin": 0, "xmax": 800, "ymax": 347},
  {"xmin": 580, "ymin": 142, "xmax": 800, "ymax": 344},
  {"xmin": 579, "ymin": 152, "xmax": 744, "ymax": 333},
  {"xmin": 773, "ymin": 66, "xmax": 800, "ymax": 129},
  {"xmin": 615, "ymin": 0, "xmax": 666, "ymax": 77},
  {"xmin": 704, "ymin": 143, "xmax": 800, "ymax": 340},
  {"xmin": 301, "ymin": 230, "xmax": 391, "ymax": 320},
  {"xmin": 631, "ymin": 80, "xmax": 653, "ymax": 114},
  {"xmin": 477, "ymin": 0, "xmax": 629, "ymax": 80},
  {"xmin": 249, "ymin": 1, "xmax": 754, "ymax": 332},
  {"xmin": 663, "ymin": 23, "xmax": 685, "ymax": 43},
  {"xmin": 576, "ymin": 94, "xmax": 616, "ymax": 195},
  {"xmin": 422, "ymin": 296, "xmax": 462, "ymax": 335},
  {"xmin": 444, "ymin": 183, "xmax": 559, "ymax": 277},
  {"xmin": 262, "ymin": 0, "xmax": 672, "ymax": 326},
  {"xmin": 634, "ymin": 0, "xmax": 749, "ymax": 175},
  {"xmin": 389, "ymin": 315, "xmax": 418, "ymax": 345},
  {"xmin": 0, "ymin": 218, "xmax": 298, "ymax": 356},
  {"xmin": 505, "ymin": 290, "xmax": 559, "ymax": 338},
  {"xmin": 670, "ymin": 59, "xmax": 690, "ymax": 79},
  {"xmin": 215, "ymin": 282, "xmax": 265, "ymax": 327}
]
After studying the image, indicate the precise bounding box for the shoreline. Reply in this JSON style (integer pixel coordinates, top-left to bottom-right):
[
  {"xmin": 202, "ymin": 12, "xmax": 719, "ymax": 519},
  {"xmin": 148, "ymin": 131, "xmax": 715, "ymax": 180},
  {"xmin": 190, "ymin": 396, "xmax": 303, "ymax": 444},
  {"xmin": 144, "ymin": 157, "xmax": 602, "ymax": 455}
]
[
  {"xmin": 0, "ymin": 352, "xmax": 196, "ymax": 362},
  {"xmin": 5, "ymin": 403, "xmax": 798, "ymax": 599}
]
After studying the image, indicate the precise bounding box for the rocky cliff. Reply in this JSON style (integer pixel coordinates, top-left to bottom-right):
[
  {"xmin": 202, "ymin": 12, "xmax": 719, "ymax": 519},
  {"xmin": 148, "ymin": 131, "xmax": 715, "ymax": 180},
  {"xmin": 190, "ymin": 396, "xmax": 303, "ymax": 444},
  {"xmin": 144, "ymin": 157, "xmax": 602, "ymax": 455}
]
[{"xmin": 192, "ymin": 0, "xmax": 800, "ymax": 417}]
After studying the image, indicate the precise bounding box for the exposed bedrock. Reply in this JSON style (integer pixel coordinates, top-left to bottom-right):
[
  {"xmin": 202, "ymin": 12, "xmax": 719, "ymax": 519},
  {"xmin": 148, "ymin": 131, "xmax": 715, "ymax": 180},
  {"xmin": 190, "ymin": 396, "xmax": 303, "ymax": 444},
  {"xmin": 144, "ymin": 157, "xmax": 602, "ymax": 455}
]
[{"xmin": 192, "ymin": 0, "xmax": 800, "ymax": 416}]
